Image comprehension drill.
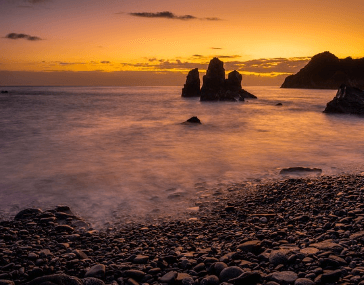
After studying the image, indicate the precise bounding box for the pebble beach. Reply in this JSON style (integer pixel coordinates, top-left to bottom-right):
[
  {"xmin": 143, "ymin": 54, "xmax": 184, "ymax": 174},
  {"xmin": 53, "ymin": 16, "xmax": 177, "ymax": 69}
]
[{"xmin": 1, "ymin": 174, "xmax": 364, "ymax": 285}]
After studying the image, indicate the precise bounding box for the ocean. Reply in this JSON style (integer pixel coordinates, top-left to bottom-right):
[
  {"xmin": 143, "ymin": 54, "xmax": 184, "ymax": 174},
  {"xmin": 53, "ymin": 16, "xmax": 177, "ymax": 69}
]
[{"xmin": 0, "ymin": 86, "xmax": 363, "ymax": 227}]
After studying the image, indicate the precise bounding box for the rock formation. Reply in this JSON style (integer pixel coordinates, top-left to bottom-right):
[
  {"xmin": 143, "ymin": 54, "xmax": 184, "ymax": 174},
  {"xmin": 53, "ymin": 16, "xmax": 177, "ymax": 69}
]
[
  {"xmin": 200, "ymin": 58, "xmax": 257, "ymax": 101},
  {"xmin": 281, "ymin": 51, "xmax": 364, "ymax": 89},
  {"xmin": 181, "ymin": 68, "xmax": 200, "ymax": 97},
  {"xmin": 324, "ymin": 84, "xmax": 364, "ymax": 114}
]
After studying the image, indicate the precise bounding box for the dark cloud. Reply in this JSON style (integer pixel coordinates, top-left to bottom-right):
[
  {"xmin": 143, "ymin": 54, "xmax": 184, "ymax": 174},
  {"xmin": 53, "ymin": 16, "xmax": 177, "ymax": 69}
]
[
  {"xmin": 211, "ymin": 47, "xmax": 222, "ymax": 50},
  {"xmin": 129, "ymin": 11, "xmax": 196, "ymax": 20},
  {"xmin": 120, "ymin": 56, "xmax": 310, "ymax": 76},
  {"xmin": 204, "ymin": 17, "xmax": 221, "ymax": 21},
  {"xmin": 225, "ymin": 57, "xmax": 310, "ymax": 74},
  {"xmin": 128, "ymin": 11, "xmax": 221, "ymax": 21},
  {"xmin": 58, "ymin": 62, "xmax": 85, "ymax": 66},
  {"xmin": 5, "ymin": 33, "xmax": 42, "ymax": 41},
  {"xmin": 100, "ymin": 61, "xmax": 111, "ymax": 64}
]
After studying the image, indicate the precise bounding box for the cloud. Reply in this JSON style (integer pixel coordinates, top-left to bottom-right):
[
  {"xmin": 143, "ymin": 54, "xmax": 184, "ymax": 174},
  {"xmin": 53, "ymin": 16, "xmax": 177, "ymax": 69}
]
[
  {"xmin": 225, "ymin": 57, "xmax": 310, "ymax": 74},
  {"xmin": 128, "ymin": 11, "xmax": 222, "ymax": 21},
  {"xmin": 100, "ymin": 61, "xmax": 111, "ymax": 64},
  {"xmin": 58, "ymin": 62, "xmax": 85, "ymax": 66},
  {"xmin": 119, "ymin": 56, "xmax": 310, "ymax": 76},
  {"xmin": 5, "ymin": 33, "xmax": 42, "ymax": 41},
  {"xmin": 211, "ymin": 47, "xmax": 222, "ymax": 50}
]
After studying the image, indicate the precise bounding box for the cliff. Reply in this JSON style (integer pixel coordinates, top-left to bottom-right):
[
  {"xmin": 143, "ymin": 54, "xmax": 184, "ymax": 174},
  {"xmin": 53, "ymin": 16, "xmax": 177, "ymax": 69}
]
[{"xmin": 281, "ymin": 51, "xmax": 364, "ymax": 89}]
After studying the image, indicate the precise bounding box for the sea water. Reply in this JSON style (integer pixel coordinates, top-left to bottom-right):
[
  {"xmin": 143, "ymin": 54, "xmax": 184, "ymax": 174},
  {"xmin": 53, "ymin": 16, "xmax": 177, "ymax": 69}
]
[{"xmin": 0, "ymin": 86, "xmax": 363, "ymax": 227}]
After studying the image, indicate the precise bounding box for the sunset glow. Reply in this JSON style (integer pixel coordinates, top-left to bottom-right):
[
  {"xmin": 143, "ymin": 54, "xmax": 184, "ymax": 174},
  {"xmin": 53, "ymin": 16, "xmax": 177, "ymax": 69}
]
[{"xmin": 1, "ymin": 0, "xmax": 364, "ymax": 86}]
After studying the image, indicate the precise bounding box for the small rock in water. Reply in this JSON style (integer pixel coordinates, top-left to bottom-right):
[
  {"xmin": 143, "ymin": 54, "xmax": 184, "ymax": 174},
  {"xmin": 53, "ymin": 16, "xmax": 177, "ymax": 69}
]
[
  {"xmin": 185, "ymin": 116, "xmax": 201, "ymax": 124},
  {"xmin": 279, "ymin": 167, "xmax": 322, "ymax": 175}
]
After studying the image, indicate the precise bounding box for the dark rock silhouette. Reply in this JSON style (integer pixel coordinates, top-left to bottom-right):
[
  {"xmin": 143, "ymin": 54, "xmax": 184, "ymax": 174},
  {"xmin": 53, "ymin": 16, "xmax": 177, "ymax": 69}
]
[
  {"xmin": 200, "ymin": 57, "xmax": 226, "ymax": 101},
  {"xmin": 280, "ymin": 167, "xmax": 322, "ymax": 175},
  {"xmin": 324, "ymin": 84, "xmax": 364, "ymax": 114},
  {"xmin": 184, "ymin": 116, "xmax": 201, "ymax": 124},
  {"xmin": 181, "ymin": 68, "xmax": 201, "ymax": 97},
  {"xmin": 281, "ymin": 51, "xmax": 364, "ymax": 89},
  {"xmin": 199, "ymin": 58, "xmax": 257, "ymax": 101},
  {"xmin": 276, "ymin": 103, "xmax": 283, "ymax": 106},
  {"xmin": 1, "ymin": 90, "xmax": 9, "ymax": 94}
]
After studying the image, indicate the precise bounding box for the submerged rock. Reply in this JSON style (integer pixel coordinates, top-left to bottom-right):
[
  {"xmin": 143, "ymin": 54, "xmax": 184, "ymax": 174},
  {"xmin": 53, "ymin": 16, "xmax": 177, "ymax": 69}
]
[
  {"xmin": 182, "ymin": 68, "xmax": 201, "ymax": 97},
  {"xmin": 324, "ymin": 84, "xmax": 364, "ymax": 114},
  {"xmin": 279, "ymin": 167, "xmax": 322, "ymax": 175}
]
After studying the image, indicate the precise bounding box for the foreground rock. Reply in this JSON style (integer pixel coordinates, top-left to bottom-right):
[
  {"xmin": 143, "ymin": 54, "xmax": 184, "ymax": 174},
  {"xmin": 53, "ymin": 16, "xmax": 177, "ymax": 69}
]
[
  {"xmin": 281, "ymin": 51, "xmax": 364, "ymax": 89},
  {"xmin": 182, "ymin": 68, "xmax": 201, "ymax": 97},
  {"xmin": 279, "ymin": 167, "xmax": 322, "ymax": 175},
  {"xmin": 324, "ymin": 84, "xmax": 364, "ymax": 114},
  {"xmin": 1, "ymin": 174, "xmax": 364, "ymax": 285}
]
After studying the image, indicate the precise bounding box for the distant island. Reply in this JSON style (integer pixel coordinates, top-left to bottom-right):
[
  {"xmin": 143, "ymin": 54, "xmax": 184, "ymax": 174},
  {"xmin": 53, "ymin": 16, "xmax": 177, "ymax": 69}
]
[
  {"xmin": 182, "ymin": 57, "xmax": 257, "ymax": 101},
  {"xmin": 281, "ymin": 51, "xmax": 364, "ymax": 89}
]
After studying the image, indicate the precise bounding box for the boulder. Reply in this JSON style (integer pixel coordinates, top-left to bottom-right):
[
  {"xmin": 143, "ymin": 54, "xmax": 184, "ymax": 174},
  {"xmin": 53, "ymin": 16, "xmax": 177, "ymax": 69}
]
[
  {"xmin": 324, "ymin": 84, "xmax": 364, "ymax": 114},
  {"xmin": 182, "ymin": 68, "xmax": 201, "ymax": 97},
  {"xmin": 14, "ymin": 208, "xmax": 43, "ymax": 220},
  {"xmin": 24, "ymin": 274, "xmax": 82, "ymax": 285}
]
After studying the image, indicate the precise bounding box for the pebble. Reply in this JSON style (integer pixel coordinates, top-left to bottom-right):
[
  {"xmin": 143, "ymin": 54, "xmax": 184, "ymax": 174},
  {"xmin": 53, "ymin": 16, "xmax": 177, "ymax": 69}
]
[{"xmin": 1, "ymin": 174, "xmax": 364, "ymax": 285}]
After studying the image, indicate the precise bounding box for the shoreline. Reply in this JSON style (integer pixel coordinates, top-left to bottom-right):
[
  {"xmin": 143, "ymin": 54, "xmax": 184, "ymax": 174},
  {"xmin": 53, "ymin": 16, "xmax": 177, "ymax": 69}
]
[{"xmin": 1, "ymin": 174, "xmax": 364, "ymax": 285}]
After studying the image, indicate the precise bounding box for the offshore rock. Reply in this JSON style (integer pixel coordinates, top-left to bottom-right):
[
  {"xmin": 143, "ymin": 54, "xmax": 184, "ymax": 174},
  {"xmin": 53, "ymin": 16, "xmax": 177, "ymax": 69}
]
[
  {"xmin": 281, "ymin": 51, "xmax": 364, "ymax": 89},
  {"xmin": 182, "ymin": 68, "xmax": 201, "ymax": 97},
  {"xmin": 200, "ymin": 58, "xmax": 257, "ymax": 101},
  {"xmin": 324, "ymin": 84, "xmax": 364, "ymax": 114},
  {"xmin": 184, "ymin": 116, "xmax": 201, "ymax": 124},
  {"xmin": 200, "ymin": 58, "xmax": 226, "ymax": 101}
]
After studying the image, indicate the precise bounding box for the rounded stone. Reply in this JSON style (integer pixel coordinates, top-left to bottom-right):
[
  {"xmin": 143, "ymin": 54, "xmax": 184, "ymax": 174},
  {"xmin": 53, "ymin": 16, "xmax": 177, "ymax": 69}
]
[
  {"xmin": 269, "ymin": 271, "xmax": 298, "ymax": 284},
  {"xmin": 294, "ymin": 278, "xmax": 314, "ymax": 285},
  {"xmin": 219, "ymin": 266, "xmax": 244, "ymax": 282}
]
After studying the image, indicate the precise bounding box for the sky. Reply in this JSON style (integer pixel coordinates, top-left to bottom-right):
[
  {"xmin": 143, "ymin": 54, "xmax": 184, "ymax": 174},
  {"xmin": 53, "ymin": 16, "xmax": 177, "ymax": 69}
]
[{"xmin": 1, "ymin": 0, "xmax": 364, "ymax": 86}]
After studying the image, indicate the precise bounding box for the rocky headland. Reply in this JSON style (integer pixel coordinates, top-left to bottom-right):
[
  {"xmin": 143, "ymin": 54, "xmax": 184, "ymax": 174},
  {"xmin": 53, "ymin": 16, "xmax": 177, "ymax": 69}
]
[
  {"xmin": 182, "ymin": 58, "xmax": 257, "ymax": 101},
  {"xmin": 1, "ymin": 174, "xmax": 364, "ymax": 285},
  {"xmin": 281, "ymin": 52, "xmax": 364, "ymax": 90}
]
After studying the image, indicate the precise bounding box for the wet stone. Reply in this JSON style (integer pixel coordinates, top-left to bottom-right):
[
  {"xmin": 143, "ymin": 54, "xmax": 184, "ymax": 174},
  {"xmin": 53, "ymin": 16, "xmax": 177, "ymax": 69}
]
[
  {"xmin": 85, "ymin": 264, "xmax": 106, "ymax": 279},
  {"xmin": 83, "ymin": 277, "xmax": 106, "ymax": 285},
  {"xmin": 132, "ymin": 255, "xmax": 149, "ymax": 264},
  {"xmin": 159, "ymin": 271, "xmax": 178, "ymax": 283},
  {"xmin": 294, "ymin": 278, "xmax": 314, "ymax": 285},
  {"xmin": 219, "ymin": 266, "xmax": 244, "ymax": 282},
  {"xmin": 269, "ymin": 271, "xmax": 298, "ymax": 284}
]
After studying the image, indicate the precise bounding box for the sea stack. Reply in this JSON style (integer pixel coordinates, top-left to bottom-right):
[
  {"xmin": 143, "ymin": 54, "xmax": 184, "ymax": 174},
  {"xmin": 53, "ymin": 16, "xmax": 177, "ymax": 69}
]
[
  {"xmin": 200, "ymin": 57, "xmax": 226, "ymax": 101},
  {"xmin": 200, "ymin": 58, "xmax": 257, "ymax": 101},
  {"xmin": 181, "ymin": 57, "xmax": 257, "ymax": 101},
  {"xmin": 324, "ymin": 84, "xmax": 364, "ymax": 114},
  {"xmin": 181, "ymin": 68, "xmax": 201, "ymax": 97}
]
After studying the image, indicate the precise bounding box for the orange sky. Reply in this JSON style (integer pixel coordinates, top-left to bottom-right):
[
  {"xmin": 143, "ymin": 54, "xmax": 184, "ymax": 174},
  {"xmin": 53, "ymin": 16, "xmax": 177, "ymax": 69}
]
[{"xmin": 1, "ymin": 0, "xmax": 364, "ymax": 86}]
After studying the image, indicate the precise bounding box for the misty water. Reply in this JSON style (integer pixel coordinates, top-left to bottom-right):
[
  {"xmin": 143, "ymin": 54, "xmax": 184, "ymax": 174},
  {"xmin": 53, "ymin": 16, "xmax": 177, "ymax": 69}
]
[{"xmin": 0, "ymin": 86, "xmax": 363, "ymax": 227}]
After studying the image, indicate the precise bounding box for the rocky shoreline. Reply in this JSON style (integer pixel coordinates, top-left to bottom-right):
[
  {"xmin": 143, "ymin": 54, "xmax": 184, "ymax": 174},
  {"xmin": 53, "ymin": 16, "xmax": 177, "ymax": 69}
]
[{"xmin": 1, "ymin": 174, "xmax": 364, "ymax": 285}]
